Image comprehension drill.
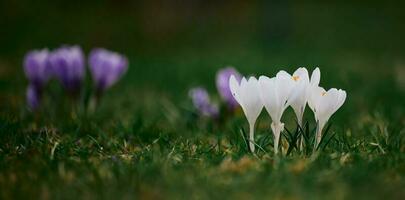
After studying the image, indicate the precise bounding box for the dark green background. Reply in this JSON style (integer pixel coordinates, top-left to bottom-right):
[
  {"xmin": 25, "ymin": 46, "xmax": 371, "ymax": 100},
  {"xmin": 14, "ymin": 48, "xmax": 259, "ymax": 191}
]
[{"xmin": 1, "ymin": 1, "xmax": 405, "ymax": 106}]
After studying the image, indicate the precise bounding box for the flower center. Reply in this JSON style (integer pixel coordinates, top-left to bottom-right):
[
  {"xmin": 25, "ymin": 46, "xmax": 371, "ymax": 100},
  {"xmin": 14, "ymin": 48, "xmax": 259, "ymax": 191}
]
[
  {"xmin": 321, "ymin": 91, "xmax": 326, "ymax": 96},
  {"xmin": 292, "ymin": 75, "xmax": 300, "ymax": 81}
]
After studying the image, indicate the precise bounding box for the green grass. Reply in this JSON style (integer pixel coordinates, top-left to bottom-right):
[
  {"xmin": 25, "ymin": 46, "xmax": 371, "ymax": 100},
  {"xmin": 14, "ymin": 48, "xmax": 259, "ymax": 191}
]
[{"xmin": 0, "ymin": 108, "xmax": 403, "ymax": 199}]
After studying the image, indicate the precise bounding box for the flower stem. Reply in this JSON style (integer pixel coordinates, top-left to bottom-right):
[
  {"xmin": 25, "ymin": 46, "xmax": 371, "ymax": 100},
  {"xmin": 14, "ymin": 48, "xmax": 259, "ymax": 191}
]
[
  {"xmin": 313, "ymin": 120, "xmax": 323, "ymax": 151},
  {"xmin": 297, "ymin": 118, "xmax": 304, "ymax": 151},
  {"xmin": 248, "ymin": 123, "xmax": 255, "ymax": 153},
  {"xmin": 88, "ymin": 96, "xmax": 98, "ymax": 113},
  {"xmin": 88, "ymin": 92, "xmax": 102, "ymax": 114},
  {"xmin": 296, "ymin": 107, "xmax": 304, "ymax": 152},
  {"xmin": 271, "ymin": 122, "xmax": 284, "ymax": 155}
]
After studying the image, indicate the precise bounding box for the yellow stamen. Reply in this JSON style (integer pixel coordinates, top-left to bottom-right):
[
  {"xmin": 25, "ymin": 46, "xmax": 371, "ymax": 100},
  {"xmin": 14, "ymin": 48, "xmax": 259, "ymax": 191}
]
[
  {"xmin": 321, "ymin": 91, "xmax": 326, "ymax": 96},
  {"xmin": 292, "ymin": 75, "xmax": 300, "ymax": 81}
]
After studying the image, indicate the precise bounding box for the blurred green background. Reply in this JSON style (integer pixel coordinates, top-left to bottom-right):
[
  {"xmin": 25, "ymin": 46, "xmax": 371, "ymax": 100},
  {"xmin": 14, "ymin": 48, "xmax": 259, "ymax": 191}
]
[
  {"xmin": 0, "ymin": 1, "xmax": 404, "ymax": 199},
  {"xmin": 1, "ymin": 1, "xmax": 404, "ymax": 115}
]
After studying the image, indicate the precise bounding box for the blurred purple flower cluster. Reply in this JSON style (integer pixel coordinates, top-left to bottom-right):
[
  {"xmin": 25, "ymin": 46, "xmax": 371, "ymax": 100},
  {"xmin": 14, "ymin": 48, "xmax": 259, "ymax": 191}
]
[
  {"xmin": 23, "ymin": 45, "xmax": 128, "ymax": 111},
  {"xmin": 189, "ymin": 66, "xmax": 241, "ymax": 119},
  {"xmin": 189, "ymin": 87, "xmax": 219, "ymax": 118}
]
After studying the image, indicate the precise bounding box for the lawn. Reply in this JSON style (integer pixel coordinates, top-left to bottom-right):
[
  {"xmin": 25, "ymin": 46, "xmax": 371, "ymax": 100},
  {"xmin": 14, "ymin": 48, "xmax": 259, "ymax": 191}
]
[{"xmin": 0, "ymin": 1, "xmax": 404, "ymax": 200}]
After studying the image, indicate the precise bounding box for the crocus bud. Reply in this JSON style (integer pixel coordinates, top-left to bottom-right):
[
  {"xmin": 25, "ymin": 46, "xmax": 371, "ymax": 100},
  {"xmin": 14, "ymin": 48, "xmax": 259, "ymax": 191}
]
[
  {"xmin": 88, "ymin": 48, "xmax": 128, "ymax": 93},
  {"xmin": 26, "ymin": 85, "xmax": 41, "ymax": 111},
  {"xmin": 48, "ymin": 46, "xmax": 85, "ymax": 94},
  {"xmin": 189, "ymin": 87, "xmax": 219, "ymax": 118},
  {"xmin": 23, "ymin": 49, "xmax": 51, "ymax": 88},
  {"xmin": 216, "ymin": 67, "xmax": 242, "ymax": 110}
]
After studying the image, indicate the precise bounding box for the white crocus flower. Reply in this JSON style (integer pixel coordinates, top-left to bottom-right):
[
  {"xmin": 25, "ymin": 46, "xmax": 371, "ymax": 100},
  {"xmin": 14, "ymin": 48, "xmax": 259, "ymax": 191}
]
[
  {"xmin": 290, "ymin": 67, "xmax": 320, "ymax": 150},
  {"xmin": 258, "ymin": 71, "xmax": 295, "ymax": 154},
  {"xmin": 229, "ymin": 75, "xmax": 263, "ymax": 153},
  {"xmin": 308, "ymin": 86, "xmax": 346, "ymax": 148}
]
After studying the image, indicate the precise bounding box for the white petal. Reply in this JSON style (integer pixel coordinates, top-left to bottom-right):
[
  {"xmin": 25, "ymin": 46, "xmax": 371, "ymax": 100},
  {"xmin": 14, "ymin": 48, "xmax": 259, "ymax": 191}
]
[
  {"xmin": 229, "ymin": 75, "xmax": 241, "ymax": 104},
  {"xmin": 317, "ymin": 88, "xmax": 339, "ymax": 121},
  {"xmin": 240, "ymin": 77, "xmax": 248, "ymax": 87},
  {"xmin": 242, "ymin": 77, "xmax": 263, "ymax": 124},
  {"xmin": 259, "ymin": 71, "xmax": 295, "ymax": 123},
  {"xmin": 333, "ymin": 89, "xmax": 346, "ymax": 113},
  {"xmin": 310, "ymin": 67, "xmax": 321, "ymax": 86},
  {"xmin": 308, "ymin": 86, "xmax": 325, "ymax": 114},
  {"xmin": 259, "ymin": 75, "xmax": 278, "ymax": 121},
  {"xmin": 293, "ymin": 67, "xmax": 310, "ymax": 83},
  {"xmin": 289, "ymin": 84, "xmax": 307, "ymax": 119},
  {"xmin": 276, "ymin": 71, "xmax": 295, "ymax": 109},
  {"xmin": 276, "ymin": 73, "xmax": 300, "ymax": 113},
  {"xmin": 276, "ymin": 70, "xmax": 292, "ymax": 80},
  {"xmin": 232, "ymin": 76, "xmax": 263, "ymax": 125},
  {"xmin": 289, "ymin": 68, "xmax": 310, "ymax": 114}
]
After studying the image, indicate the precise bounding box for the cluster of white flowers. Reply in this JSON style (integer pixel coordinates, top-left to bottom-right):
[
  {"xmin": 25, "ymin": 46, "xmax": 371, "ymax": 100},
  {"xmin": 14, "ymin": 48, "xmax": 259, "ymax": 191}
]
[{"xmin": 229, "ymin": 67, "xmax": 346, "ymax": 154}]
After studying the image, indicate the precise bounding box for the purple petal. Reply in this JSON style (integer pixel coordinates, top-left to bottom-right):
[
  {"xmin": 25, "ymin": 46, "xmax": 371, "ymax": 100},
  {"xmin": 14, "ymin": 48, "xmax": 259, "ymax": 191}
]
[
  {"xmin": 216, "ymin": 67, "xmax": 242, "ymax": 109},
  {"xmin": 23, "ymin": 49, "xmax": 51, "ymax": 88},
  {"xmin": 48, "ymin": 45, "xmax": 85, "ymax": 93},
  {"xmin": 88, "ymin": 48, "xmax": 128, "ymax": 92}
]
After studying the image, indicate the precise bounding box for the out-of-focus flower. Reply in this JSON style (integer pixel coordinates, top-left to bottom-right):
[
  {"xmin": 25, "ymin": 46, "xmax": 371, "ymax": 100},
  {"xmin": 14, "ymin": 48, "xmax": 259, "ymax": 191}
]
[
  {"xmin": 23, "ymin": 49, "xmax": 51, "ymax": 88},
  {"xmin": 48, "ymin": 46, "xmax": 85, "ymax": 93},
  {"xmin": 26, "ymin": 85, "xmax": 41, "ymax": 110},
  {"xmin": 258, "ymin": 71, "xmax": 295, "ymax": 154},
  {"xmin": 189, "ymin": 87, "xmax": 219, "ymax": 118},
  {"xmin": 308, "ymin": 86, "xmax": 346, "ymax": 148},
  {"xmin": 229, "ymin": 75, "xmax": 263, "ymax": 153},
  {"xmin": 89, "ymin": 48, "xmax": 128, "ymax": 93},
  {"xmin": 216, "ymin": 67, "xmax": 242, "ymax": 109}
]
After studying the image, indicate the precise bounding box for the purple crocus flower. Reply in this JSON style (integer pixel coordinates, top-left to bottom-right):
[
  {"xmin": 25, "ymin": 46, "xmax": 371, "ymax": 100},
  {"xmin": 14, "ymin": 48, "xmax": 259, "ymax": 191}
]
[
  {"xmin": 88, "ymin": 48, "xmax": 128, "ymax": 93},
  {"xmin": 26, "ymin": 85, "xmax": 41, "ymax": 110},
  {"xmin": 23, "ymin": 49, "xmax": 51, "ymax": 88},
  {"xmin": 216, "ymin": 67, "xmax": 242, "ymax": 109},
  {"xmin": 189, "ymin": 87, "xmax": 219, "ymax": 118},
  {"xmin": 48, "ymin": 46, "xmax": 85, "ymax": 94}
]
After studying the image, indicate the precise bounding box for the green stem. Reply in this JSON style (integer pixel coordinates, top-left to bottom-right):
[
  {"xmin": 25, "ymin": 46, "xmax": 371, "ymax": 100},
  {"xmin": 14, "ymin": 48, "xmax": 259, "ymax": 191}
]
[
  {"xmin": 313, "ymin": 120, "xmax": 323, "ymax": 153},
  {"xmin": 271, "ymin": 122, "xmax": 284, "ymax": 155},
  {"xmin": 248, "ymin": 123, "xmax": 255, "ymax": 153}
]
